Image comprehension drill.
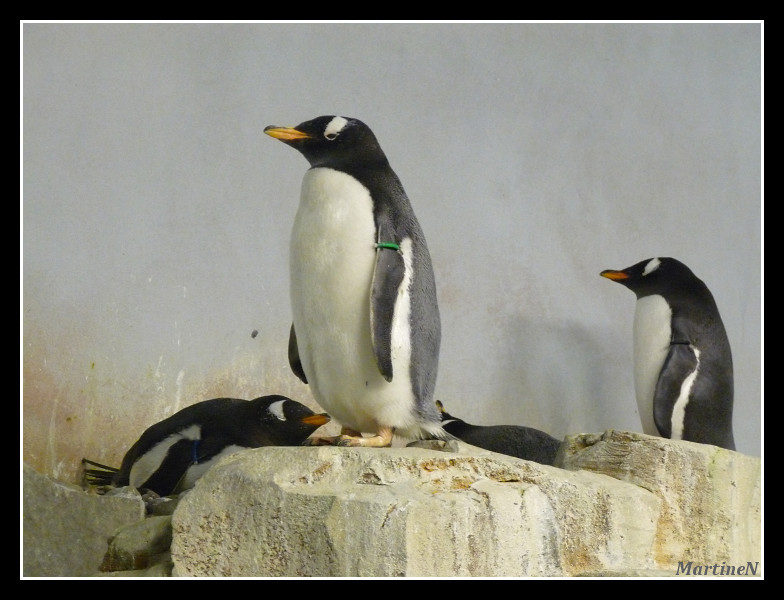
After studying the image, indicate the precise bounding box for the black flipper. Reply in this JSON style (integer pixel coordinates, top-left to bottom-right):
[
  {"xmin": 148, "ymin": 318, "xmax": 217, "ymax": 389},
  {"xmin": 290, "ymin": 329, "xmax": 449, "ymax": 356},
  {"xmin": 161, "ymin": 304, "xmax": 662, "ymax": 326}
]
[
  {"xmin": 370, "ymin": 229, "xmax": 405, "ymax": 382},
  {"xmin": 653, "ymin": 342, "xmax": 698, "ymax": 439},
  {"xmin": 288, "ymin": 323, "xmax": 308, "ymax": 384},
  {"xmin": 136, "ymin": 438, "xmax": 196, "ymax": 497}
]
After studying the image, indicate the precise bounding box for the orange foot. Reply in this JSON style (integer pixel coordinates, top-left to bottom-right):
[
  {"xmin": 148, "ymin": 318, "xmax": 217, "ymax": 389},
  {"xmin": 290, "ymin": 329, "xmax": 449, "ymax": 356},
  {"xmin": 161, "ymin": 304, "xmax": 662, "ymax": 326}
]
[{"xmin": 304, "ymin": 426, "xmax": 394, "ymax": 448}]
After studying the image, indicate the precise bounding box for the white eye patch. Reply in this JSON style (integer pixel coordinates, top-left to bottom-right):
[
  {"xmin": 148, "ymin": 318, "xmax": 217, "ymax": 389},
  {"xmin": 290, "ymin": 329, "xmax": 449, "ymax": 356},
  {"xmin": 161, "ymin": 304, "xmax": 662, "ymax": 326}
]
[
  {"xmin": 643, "ymin": 257, "xmax": 661, "ymax": 276},
  {"xmin": 268, "ymin": 399, "xmax": 287, "ymax": 421},
  {"xmin": 324, "ymin": 116, "xmax": 348, "ymax": 140}
]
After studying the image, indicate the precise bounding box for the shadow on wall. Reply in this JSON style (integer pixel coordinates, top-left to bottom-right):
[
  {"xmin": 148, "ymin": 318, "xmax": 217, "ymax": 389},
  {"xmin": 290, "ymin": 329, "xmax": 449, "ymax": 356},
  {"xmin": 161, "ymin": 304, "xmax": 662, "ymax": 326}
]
[{"xmin": 487, "ymin": 317, "xmax": 630, "ymax": 439}]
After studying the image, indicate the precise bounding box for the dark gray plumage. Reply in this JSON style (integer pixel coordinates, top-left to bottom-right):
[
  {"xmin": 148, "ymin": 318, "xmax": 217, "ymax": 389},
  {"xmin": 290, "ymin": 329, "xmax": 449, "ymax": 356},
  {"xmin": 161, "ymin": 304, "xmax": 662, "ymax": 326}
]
[
  {"xmin": 601, "ymin": 257, "xmax": 735, "ymax": 450},
  {"xmin": 265, "ymin": 116, "xmax": 443, "ymax": 447},
  {"xmin": 436, "ymin": 401, "xmax": 561, "ymax": 465},
  {"xmin": 82, "ymin": 395, "xmax": 330, "ymax": 496}
]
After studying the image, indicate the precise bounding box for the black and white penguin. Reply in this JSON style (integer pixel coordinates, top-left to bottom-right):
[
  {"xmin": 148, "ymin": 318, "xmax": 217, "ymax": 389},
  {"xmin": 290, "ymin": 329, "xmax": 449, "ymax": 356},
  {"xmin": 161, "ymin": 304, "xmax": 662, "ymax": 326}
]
[
  {"xmin": 600, "ymin": 257, "xmax": 735, "ymax": 450},
  {"xmin": 435, "ymin": 401, "xmax": 561, "ymax": 465},
  {"xmin": 264, "ymin": 116, "xmax": 444, "ymax": 447},
  {"xmin": 82, "ymin": 395, "xmax": 330, "ymax": 496}
]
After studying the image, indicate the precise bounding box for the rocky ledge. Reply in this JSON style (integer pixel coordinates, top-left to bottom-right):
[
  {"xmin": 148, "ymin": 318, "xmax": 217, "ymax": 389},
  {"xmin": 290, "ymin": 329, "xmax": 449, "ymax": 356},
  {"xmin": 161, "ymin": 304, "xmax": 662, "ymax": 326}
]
[{"xmin": 23, "ymin": 430, "xmax": 761, "ymax": 578}]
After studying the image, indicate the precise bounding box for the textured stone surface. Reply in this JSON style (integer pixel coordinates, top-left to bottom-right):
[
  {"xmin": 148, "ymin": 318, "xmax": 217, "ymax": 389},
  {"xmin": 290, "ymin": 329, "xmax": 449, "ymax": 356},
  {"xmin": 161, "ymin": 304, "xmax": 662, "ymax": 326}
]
[
  {"xmin": 557, "ymin": 430, "xmax": 762, "ymax": 567},
  {"xmin": 99, "ymin": 515, "xmax": 173, "ymax": 574},
  {"xmin": 171, "ymin": 442, "xmax": 663, "ymax": 577},
  {"xmin": 22, "ymin": 463, "xmax": 145, "ymax": 577},
  {"xmin": 23, "ymin": 431, "xmax": 762, "ymax": 578}
]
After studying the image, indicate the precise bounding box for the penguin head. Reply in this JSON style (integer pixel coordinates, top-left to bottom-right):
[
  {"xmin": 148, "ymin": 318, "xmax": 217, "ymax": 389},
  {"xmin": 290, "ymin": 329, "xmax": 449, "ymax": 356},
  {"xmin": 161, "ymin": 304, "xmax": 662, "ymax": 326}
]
[
  {"xmin": 435, "ymin": 400, "xmax": 464, "ymax": 427},
  {"xmin": 250, "ymin": 395, "xmax": 330, "ymax": 445},
  {"xmin": 600, "ymin": 257, "xmax": 702, "ymax": 299},
  {"xmin": 264, "ymin": 116, "xmax": 386, "ymax": 169}
]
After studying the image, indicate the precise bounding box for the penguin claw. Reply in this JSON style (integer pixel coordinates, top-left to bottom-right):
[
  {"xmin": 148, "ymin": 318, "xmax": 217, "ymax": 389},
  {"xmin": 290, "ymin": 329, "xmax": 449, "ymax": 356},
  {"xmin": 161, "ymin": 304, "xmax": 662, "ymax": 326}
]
[
  {"xmin": 336, "ymin": 431, "xmax": 393, "ymax": 448},
  {"xmin": 301, "ymin": 428, "xmax": 394, "ymax": 447},
  {"xmin": 302, "ymin": 434, "xmax": 372, "ymax": 447}
]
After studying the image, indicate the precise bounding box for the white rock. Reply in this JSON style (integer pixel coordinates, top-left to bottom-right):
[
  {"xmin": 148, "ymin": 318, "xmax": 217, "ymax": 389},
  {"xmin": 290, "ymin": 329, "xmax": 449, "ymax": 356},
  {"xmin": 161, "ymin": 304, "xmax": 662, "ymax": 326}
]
[
  {"xmin": 557, "ymin": 430, "xmax": 762, "ymax": 568},
  {"xmin": 171, "ymin": 442, "xmax": 664, "ymax": 577}
]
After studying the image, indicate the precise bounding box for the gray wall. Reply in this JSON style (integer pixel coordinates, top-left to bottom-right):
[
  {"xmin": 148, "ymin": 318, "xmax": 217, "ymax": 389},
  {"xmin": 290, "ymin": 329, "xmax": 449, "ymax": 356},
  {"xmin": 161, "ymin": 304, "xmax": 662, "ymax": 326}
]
[{"xmin": 23, "ymin": 23, "xmax": 761, "ymax": 481}]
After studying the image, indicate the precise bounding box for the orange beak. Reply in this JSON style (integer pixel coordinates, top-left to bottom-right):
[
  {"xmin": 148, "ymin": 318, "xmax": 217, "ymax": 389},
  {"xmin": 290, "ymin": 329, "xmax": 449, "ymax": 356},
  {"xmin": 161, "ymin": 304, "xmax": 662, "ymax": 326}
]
[
  {"xmin": 600, "ymin": 270, "xmax": 629, "ymax": 281},
  {"xmin": 302, "ymin": 413, "xmax": 331, "ymax": 427},
  {"xmin": 264, "ymin": 126, "xmax": 312, "ymax": 141}
]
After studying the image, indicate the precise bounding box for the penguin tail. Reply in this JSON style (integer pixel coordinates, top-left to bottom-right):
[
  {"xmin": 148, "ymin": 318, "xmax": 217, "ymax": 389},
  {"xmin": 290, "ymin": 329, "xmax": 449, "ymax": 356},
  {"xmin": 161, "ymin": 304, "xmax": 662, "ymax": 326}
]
[
  {"xmin": 81, "ymin": 457, "xmax": 119, "ymax": 491},
  {"xmin": 409, "ymin": 423, "xmax": 458, "ymax": 443}
]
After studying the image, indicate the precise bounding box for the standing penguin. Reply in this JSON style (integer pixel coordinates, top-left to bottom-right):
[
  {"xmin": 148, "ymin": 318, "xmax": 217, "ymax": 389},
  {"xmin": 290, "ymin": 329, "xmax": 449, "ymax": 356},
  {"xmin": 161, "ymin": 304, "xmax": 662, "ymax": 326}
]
[
  {"xmin": 264, "ymin": 116, "xmax": 444, "ymax": 447},
  {"xmin": 82, "ymin": 395, "xmax": 330, "ymax": 496},
  {"xmin": 436, "ymin": 401, "xmax": 561, "ymax": 465},
  {"xmin": 600, "ymin": 257, "xmax": 735, "ymax": 450}
]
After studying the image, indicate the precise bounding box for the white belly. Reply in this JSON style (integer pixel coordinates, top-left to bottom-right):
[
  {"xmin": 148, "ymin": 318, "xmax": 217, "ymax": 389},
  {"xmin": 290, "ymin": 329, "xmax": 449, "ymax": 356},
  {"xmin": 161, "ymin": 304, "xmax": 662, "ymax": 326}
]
[
  {"xmin": 632, "ymin": 295, "xmax": 672, "ymax": 436},
  {"xmin": 290, "ymin": 168, "xmax": 415, "ymax": 434}
]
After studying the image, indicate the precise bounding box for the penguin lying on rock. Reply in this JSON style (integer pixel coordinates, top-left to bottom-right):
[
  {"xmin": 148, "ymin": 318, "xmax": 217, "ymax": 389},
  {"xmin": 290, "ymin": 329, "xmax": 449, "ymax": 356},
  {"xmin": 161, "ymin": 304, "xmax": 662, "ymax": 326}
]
[
  {"xmin": 265, "ymin": 116, "xmax": 445, "ymax": 447},
  {"xmin": 600, "ymin": 257, "xmax": 735, "ymax": 450},
  {"xmin": 435, "ymin": 401, "xmax": 562, "ymax": 465},
  {"xmin": 82, "ymin": 395, "xmax": 330, "ymax": 496}
]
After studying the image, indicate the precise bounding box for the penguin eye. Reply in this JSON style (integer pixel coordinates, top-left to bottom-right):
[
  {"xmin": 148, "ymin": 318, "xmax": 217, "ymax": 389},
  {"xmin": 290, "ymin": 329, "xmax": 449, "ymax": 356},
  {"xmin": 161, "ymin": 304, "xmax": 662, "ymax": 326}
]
[{"xmin": 324, "ymin": 132, "xmax": 339, "ymax": 141}]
